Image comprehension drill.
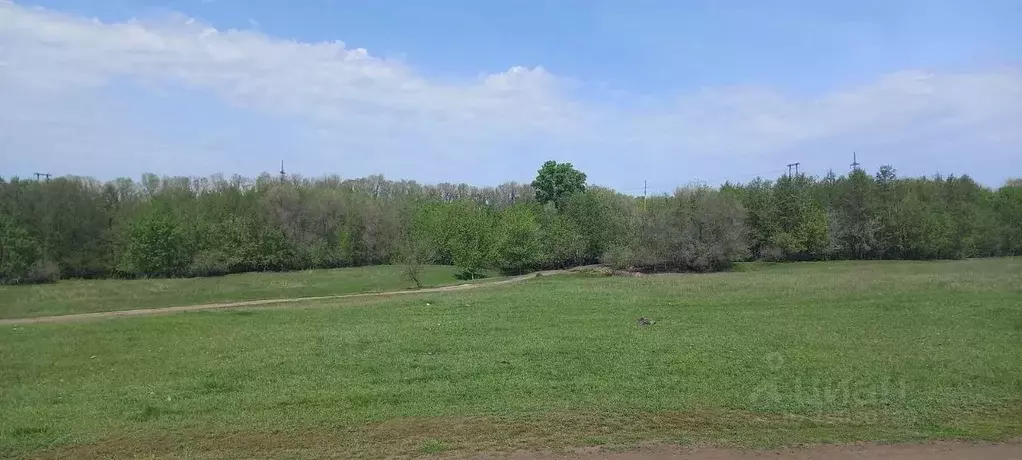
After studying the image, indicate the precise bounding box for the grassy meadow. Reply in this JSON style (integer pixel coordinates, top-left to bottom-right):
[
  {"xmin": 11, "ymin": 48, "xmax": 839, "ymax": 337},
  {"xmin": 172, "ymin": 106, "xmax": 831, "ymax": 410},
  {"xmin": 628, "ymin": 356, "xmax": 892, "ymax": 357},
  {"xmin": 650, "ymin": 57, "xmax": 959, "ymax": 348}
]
[
  {"xmin": 1, "ymin": 258, "xmax": 1020, "ymax": 458},
  {"xmin": 0, "ymin": 265, "xmax": 493, "ymax": 319}
]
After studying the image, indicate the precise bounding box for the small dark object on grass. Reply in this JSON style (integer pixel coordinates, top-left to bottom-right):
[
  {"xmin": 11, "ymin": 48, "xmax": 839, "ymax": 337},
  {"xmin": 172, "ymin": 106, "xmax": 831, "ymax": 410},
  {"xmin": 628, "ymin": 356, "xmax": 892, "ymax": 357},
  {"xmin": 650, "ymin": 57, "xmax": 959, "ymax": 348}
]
[{"xmin": 637, "ymin": 317, "xmax": 655, "ymax": 326}]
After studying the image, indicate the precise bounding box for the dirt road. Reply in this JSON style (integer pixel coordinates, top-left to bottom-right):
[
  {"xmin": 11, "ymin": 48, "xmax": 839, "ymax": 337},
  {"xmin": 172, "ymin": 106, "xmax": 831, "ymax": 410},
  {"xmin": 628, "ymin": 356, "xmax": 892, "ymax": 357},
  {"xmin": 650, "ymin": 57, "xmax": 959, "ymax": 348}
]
[
  {"xmin": 0, "ymin": 269, "xmax": 569, "ymax": 326},
  {"xmin": 471, "ymin": 440, "xmax": 1022, "ymax": 459}
]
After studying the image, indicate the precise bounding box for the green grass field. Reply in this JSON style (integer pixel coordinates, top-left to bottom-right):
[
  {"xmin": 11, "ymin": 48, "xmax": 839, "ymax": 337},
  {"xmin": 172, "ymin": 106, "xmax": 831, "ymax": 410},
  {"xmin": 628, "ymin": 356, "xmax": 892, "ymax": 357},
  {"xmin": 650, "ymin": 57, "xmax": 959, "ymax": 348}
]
[
  {"xmin": 0, "ymin": 265, "xmax": 492, "ymax": 319},
  {"xmin": 2, "ymin": 259, "xmax": 1021, "ymax": 459}
]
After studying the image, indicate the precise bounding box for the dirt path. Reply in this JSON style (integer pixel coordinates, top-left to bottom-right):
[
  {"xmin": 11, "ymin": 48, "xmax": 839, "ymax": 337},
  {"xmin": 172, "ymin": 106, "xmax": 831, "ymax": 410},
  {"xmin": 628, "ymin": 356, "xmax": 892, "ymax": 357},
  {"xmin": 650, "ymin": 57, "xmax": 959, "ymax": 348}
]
[
  {"xmin": 470, "ymin": 440, "xmax": 1022, "ymax": 459},
  {"xmin": 0, "ymin": 269, "xmax": 569, "ymax": 326}
]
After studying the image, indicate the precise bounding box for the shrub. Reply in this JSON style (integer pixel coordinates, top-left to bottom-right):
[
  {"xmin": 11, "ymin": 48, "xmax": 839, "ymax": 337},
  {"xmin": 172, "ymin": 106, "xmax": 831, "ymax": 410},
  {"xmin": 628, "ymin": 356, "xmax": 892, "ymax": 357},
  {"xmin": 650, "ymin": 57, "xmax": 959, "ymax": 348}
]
[
  {"xmin": 601, "ymin": 244, "xmax": 635, "ymax": 270},
  {"xmin": 606, "ymin": 188, "xmax": 748, "ymax": 272},
  {"xmin": 24, "ymin": 260, "xmax": 60, "ymax": 284},
  {"xmin": 185, "ymin": 251, "xmax": 230, "ymax": 278},
  {"xmin": 490, "ymin": 205, "xmax": 542, "ymax": 275},
  {"xmin": 123, "ymin": 210, "xmax": 192, "ymax": 277}
]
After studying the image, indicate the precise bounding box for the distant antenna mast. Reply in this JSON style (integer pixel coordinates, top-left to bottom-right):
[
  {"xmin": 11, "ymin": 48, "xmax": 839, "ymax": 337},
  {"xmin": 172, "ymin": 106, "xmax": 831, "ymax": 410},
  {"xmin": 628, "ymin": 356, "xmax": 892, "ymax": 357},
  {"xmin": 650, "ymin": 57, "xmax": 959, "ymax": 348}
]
[
  {"xmin": 642, "ymin": 180, "xmax": 647, "ymax": 213},
  {"xmin": 279, "ymin": 160, "xmax": 286, "ymax": 183},
  {"xmin": 850, "ymin": 152, "xmax": 861, "ymax": 171}
]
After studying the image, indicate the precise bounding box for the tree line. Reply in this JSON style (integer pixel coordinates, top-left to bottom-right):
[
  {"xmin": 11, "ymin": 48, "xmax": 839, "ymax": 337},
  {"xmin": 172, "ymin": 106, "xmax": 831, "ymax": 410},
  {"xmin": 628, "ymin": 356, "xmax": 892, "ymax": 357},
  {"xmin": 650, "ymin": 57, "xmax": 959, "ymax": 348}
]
[{"xmin": 1, "ymin": 162, "xmax": 1020, "ymax": 284}]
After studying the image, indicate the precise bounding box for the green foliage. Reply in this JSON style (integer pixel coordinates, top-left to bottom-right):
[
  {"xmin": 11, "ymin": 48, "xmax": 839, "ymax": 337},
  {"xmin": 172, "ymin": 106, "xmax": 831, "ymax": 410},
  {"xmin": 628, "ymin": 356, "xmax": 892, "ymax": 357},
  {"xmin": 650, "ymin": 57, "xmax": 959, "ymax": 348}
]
[
  {"xmin": 490, "ymin": 204, "xmax": 542, "ymax": 274},
  {"xmin": 995, "ymin": 184, "xmax": 1022, "ymax": 255},
  {"xmin": 537, "ymin": 208, "xmax": 587, "ymax": 268},
  {"xmin": 0, "ymin": 161, "xmax": 1019, "ymax": 283},
  {"xmin": 186, "ymin": 250, "xmax": 231, "ymax": 278},
  {"xmin": 530, "ymin": 160, "xmax": 587, "ymax": 206},
  {"xmin": 727, "ymin": 168, "xmax": 1018, "ymax": 262},
  {"xmin": 410, "ymin": 202, "xmax": 455, "ymax": 265},
  {"xmin": 560, "ymin": 188, "xmax": 630, "ymax": 264},
  {"xmin": 398, "ymin": 225, "xmax": 438, "ymax": 288},
  {"xmin": 832, "ymin": 169, "xmax": 879, "ymax": 259},
  {"xmin": 770, "ymin": 175, "xmax": 829, "ymax": 259},
  {"xmin": 0, "ymin": 215, "xmax": 57, "ymax": 285},
  {"xmin": 445, "ymin": 201, "xmax": 493, "ymax": 279},
  {"xmin": 122, "ymin": 209, "xmax": 192, "ymax": 276},
  {"xmin": 0, "ymin": 215, "xmax": 36, "ymax": 283},
  {"xmin": 605, "ymin": 188, "xmax": 748, "ymax": 272}
]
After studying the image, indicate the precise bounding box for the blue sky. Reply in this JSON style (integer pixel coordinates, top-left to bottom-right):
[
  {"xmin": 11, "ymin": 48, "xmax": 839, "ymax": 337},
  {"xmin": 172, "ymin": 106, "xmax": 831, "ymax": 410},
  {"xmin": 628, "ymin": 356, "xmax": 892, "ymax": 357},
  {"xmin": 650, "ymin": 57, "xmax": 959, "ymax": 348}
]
[{"xmin": 1, "ymin": 0, "xmax": 1019, "ymax": 191}]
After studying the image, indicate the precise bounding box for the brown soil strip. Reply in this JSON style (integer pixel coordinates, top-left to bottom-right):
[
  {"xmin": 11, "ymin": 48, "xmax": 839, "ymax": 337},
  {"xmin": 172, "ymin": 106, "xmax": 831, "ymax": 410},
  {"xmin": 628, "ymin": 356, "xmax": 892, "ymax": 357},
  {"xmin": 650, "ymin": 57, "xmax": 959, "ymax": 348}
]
[
  {"xmin": 25, "ymin": 410, "xmax": 1021, "ymax": 460},
  {"xmin": 474, "ymin": 441, "xmax": 1022, "ymax": 459}
]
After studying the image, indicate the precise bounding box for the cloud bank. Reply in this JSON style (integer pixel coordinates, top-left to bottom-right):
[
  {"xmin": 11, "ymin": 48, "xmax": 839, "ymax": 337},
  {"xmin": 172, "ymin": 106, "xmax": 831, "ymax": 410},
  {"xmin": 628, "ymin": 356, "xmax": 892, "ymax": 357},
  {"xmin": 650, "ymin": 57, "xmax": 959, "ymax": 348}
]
[{"xmin": 1, "ymin": 2, "xmax": 1019, "ymax": 189}]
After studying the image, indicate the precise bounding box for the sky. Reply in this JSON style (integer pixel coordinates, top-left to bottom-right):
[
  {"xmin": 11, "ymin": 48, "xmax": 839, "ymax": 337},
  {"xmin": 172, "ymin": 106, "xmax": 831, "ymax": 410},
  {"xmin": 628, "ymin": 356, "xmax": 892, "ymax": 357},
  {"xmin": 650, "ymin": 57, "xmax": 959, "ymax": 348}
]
[{"xmin": 1, "ymin": 0, "xmax": 1020, "ymax": 192}]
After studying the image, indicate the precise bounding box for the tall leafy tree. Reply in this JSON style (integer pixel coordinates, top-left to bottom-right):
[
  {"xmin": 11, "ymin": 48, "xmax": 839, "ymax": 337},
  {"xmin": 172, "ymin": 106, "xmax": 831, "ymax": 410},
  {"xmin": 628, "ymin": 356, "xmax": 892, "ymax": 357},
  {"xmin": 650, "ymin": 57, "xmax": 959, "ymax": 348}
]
[
  {"xmin": 122, "ymin": 208, "xmax": 192, "ymax": 276},
  {"xmin": 833, "ymin": 169, "xmax": 880, "ymax": 259},
  {"xmin": 445, "ymin": 200, "xmax": 493, "ymax": 279},
  {"xmin": 771, "ymin": 174, "xmax": 829, "ymax": 259},
  {"xmin": 490, "ymin": 204, "xmax": 543, "ymax": 274},
  {"xmin": 530, "ymin": 160, "xmax": 587, "ymax": 206},
  {"xmin": 995, "ymin": 181, "xmax": 1022, "ymax": 255},
  {"xmin": 0, "ymin": 214, "xmax": 45, "ymax": 284}
]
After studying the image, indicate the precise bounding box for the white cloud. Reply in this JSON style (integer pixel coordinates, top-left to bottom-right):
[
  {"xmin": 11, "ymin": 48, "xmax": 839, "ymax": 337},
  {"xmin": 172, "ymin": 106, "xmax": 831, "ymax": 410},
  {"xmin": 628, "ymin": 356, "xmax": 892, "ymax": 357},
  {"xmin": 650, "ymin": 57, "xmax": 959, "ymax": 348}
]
[{"xmin": 1, "ymin": 2, "xmax": 1019, "ymax": 187}]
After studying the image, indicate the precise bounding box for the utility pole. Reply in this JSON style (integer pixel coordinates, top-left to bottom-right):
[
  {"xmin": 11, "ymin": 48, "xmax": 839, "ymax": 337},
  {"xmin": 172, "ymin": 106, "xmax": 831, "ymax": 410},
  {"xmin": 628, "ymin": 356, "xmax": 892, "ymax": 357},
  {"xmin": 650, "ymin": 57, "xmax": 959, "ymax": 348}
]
[
  {"xmin": 33, "ymin": 172, "xmax": 51, "ymax": 181},
  {"xmin": 786, "ymin": 162, "xmax": 800, "ymax": 177},
  {"xmin": 279, "ymin": 160, "xmax": 286, "ymax": 183},
  {"xmin": 850, "ymin": 152, "xmax": 861, "ymax": 171}
]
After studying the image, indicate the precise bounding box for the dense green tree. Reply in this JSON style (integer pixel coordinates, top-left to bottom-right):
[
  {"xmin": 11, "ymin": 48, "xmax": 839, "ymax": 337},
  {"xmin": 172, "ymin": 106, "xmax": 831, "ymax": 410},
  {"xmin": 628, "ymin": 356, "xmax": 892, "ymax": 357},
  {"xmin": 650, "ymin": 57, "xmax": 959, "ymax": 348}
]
[
  {"xmin": 605, "ymin": 187, "xmax": 747, "ymax": 272},
  {"xmin": 771, "ymin": 175, "xmax": 829, "ymax": 259},
  {"xmin": 995, "ymin": 182, "xmax": 1022, "ymax": 255},
  {"xmin": 730, "ymin": 178, "xmax": 779, "ymax": 259},
  {"xmin": 531, "ymin": 160, "xmax": 587, "ymax": 206},
  {"xmin": 122, "ymin": 208, "xmax": 192, "ymax": 276},
  {"xmin": 490, "ymin": 204, "xmax": 543, "ymax": 274},
  {"xmin": 832, "ymin": 169, "xmax": 880, "ymax": 259},
  {"xmin": 0, "ymin": 214, "xmax": 47, "ymax": 284},
  {"xmin": 560, "ymin": 187, "xmax": 630, "ymax": 264},
  {"xmin": 539, "ymin": 209, "xmax": 587, "ymax": 268},
  {"xmin": 940, "ymin": 175, "xmax": 998, "ymax": 258},
  {"xmin": 445, "ymin": 200, "xmax": 493, "ymax": 279}
]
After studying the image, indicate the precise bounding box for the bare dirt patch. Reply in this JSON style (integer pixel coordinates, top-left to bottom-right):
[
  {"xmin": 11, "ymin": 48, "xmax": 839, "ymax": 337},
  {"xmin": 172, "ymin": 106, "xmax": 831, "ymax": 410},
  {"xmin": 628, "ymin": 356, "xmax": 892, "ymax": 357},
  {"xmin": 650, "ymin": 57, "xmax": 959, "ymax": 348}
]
[
  {"xmin": 26, "ymin": 410, "xmax": 1021, "ymax": 460},
  {"xmin": 467, "ymin": 441, "xmax": 1022, "ymax": 459}
]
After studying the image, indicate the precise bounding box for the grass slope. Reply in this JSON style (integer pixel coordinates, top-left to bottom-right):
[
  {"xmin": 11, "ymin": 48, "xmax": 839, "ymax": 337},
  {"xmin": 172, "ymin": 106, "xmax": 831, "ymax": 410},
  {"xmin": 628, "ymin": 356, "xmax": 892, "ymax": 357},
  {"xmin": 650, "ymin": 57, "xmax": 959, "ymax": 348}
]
[
  {"xmin": 0, "ymin": 265, "xmax": 489, "ymax": 319},
  {"xmin": 1, "ymin": 258, "xmax": 1020, "ymax": 458}
]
